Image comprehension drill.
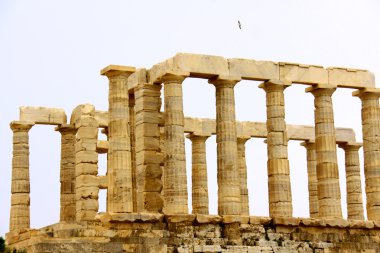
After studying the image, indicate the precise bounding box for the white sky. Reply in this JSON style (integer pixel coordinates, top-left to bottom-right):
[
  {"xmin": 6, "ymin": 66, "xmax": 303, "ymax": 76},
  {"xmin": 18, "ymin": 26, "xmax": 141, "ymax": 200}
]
[{"xmin": 0, "ymin": 0, "xmax": 379, "ymax": 238}]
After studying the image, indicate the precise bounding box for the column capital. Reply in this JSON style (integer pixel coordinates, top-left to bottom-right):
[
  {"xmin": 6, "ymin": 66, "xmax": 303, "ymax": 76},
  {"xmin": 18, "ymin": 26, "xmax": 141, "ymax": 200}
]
[
  {"xmin": 258, "ymin": 79, "xmax": 291, "ymax": 92},
  {"xmin": 338, "ymin": 142, "xmax": 362, "ymax": 151},
  {"xmin": 237, "ymin": 136, "xmax": 251, "ymax": 145},
  {"xmin": 160, "ymin": 71, "xmax": 189, "ymax": 84},
  {"xmin": 208, "ymin": 75, "xmax": 241, "ymax": 88},
  {"xmin": 10, "ymin": 121, "xmax": 34, "ymax": 132},
  {"xmin": 305, "ymin": 84, "xmax": 336, "ymax": 97},
  {"xmin": 352, "ymin": 88, "xmax": 380, "ymax": 99},
  {"xmin": 186, "ymin": 133, "xmax": 211, "ymax": 142},
  {"xmin": 300, "ymin": 140, "xmax": 315, "ymax": 148},
  {"xmin": 100, "ymin": 65, "xmax": 136, "ymax": 78},
  {"xmin": 55, "ymin": 124, "xmax": 76, "ymax": 133}
]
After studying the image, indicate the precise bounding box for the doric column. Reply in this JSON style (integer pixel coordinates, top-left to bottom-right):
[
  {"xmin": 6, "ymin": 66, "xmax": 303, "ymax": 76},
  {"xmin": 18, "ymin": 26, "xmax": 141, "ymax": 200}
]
[
  {"xmin": 209, "ymin": 76, "xmax": 241, "ymax": 215},
  {"xmin": 9, "ymin": 121, "xmax": 34, "ymax": 231},
  {"xmin": 353, "ymin": 88, "xmax": 380, "ymax": 220},
  {"xmin": 259, "ymin": 80, "xmax": 292, "ymax": 217},
  {"xmin": 186, "ymin": 134, "xmax": 210, "ymax": 215},
  {"xmin": 237, "ymin": 136, "xmax": 250, "ymax": 216},
  {"xmin": 338, "ymin": 142, "xmax": 364, "ymax": 220},
  {"xmin": 134, "ymin": 81, "xmax": 163, "ymax": 212},
  {"xmin": 101, "ymin": 65, "xmax": 135, "ymax": 213},
  {"xmin": 129, "ymin": 94, "xmax": 137, "ymax": 212},
  {"xmin": 162, "ymin": 73, "xmax": 188, "ymax": 214},
  {"xmin": 307, "ymin": 85, "xmax": 342, "ymax": 218},
  {"xmin": 75, "ymin": 110, "xmax": 99, "ymax": 222},
  {"xmin": 300, "ymin": 141, "xmax": 319, "ymax": 218},
  {"xmin": 56, "ymin": 124, "xmax": 76, "ymax": 223}
]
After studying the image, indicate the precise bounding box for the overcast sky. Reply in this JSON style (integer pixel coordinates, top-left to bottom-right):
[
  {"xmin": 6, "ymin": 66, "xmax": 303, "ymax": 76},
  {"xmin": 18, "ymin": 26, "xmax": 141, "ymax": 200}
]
[{"xmin": 0, "ymin": 0, "xmax": 379, "ymax": 237}]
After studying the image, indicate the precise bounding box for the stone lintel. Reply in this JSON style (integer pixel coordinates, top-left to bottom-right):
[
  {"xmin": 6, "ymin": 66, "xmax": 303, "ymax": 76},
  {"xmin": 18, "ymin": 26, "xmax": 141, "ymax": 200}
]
[
  {"xmin": 149, "ymin": 53, "xmax": 229, "ymax": 83},
  {"xmin": 10, "ymin": 121, "xmax": 34, "ymax": 131},
  {"xmin": 352, "ymin": 87, "xmax": 380, "ymax": 97},
  {"xmin": 100, "ymin": 65, "xmax": 136, "ymax": 77},
  {"xmin": 183, "ymin": 117, "xmax": 356, "ymax": 143},
  {"xmin": 328, "ymin": 67, "xmax": 375, "ymax": 88},
  {"xmin": 228, "ymin": 58, "xmax": 279, "ymax": 81},
  {"xmin": 20, "ymin": 106, "xmax": 67, "ymax": 125},
  {"xmin": 279, "ymin": 62, "xmax": 328, "ymax": 85}
]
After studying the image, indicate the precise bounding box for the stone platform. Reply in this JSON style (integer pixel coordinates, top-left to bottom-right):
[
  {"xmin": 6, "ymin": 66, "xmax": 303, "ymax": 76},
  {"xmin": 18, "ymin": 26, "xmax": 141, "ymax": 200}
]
[{"xmin": 6, "ymin": 214, "xmax": 380, "ymax": 253}]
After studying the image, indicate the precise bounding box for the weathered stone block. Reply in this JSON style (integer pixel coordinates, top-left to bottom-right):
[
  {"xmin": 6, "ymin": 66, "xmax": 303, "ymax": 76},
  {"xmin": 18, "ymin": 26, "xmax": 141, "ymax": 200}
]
[
  {"xmin": 20, "ymin": 106, "xmax": 67, "ymax": 125},
  {"xmin": 228, "ymin": 58, "xmax": 279, "ymax": 81}
]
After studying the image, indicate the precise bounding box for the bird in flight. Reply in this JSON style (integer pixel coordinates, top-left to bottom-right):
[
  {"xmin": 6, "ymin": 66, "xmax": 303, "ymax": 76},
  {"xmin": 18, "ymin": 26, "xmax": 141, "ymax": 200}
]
[{"xmin": 238, "ymin": 20, "xmax": 241, "ymax": 29}]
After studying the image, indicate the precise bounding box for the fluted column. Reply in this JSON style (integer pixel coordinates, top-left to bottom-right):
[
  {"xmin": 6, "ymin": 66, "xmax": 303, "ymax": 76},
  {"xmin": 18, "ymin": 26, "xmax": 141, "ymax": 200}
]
[
  {"xmin": 353, "ymin": 88, "xmax": 380, "ymax": 220},
  {"xmin": 300, "ymin": 141, "xmax": 319, "ymax": 218},
  {"xmin": 259, "ymin": 80, "xmax": 292, "ymax": 217},
  {"xmin": 9, "ymin": 121, "xmax": 34, "ymax": 231},
  {"xmin": 101, "ymin": 65, "xmax": 135, "ymax": 213},
  {"xmin": 209, "ymin": 76, "xmax": 241, "ymax": 215},
  {"xmin": 163, "ymin": 73, "xmax": 188, "ymax": 214},
  {"xmin": 56, "ymin": 124, "xmax": 76, "ymax": 223},
  {"xmin": 338, "ymin": 142, "xmax": 364, "ymax": 220},
  {"xmin": 129, "ymin": 94, "xmax": 137, "ymax": 212},
  {"xmin": 237, "ymin": 136, "xmax": 250, "ymax": 216},
  {"xmin": 307, "ymin": 85, "xmax": 342, "ymax": 218},
  {"xmin": 186, "ymin": 134, "xmax": 210, "ymax": 215}
]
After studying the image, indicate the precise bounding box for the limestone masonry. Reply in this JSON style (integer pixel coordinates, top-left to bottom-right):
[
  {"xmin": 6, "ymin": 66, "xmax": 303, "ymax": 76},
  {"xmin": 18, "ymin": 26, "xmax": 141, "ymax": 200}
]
[{"xmin": 6, "ymin": 53, "xmax": 380, "ymax": 252}]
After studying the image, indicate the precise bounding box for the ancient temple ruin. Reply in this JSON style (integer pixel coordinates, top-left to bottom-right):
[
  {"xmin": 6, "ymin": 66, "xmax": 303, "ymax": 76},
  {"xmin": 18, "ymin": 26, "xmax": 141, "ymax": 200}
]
[{"xmin": 6, "ymin": 53, "xmax": 380, "ymax": 252}]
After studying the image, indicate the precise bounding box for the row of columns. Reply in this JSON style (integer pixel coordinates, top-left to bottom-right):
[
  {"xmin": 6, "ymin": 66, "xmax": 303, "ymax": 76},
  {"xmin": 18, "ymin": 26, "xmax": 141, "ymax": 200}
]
[{"xmin": 8, "ymin": 73, "xmax": 380, "ymax": 232}]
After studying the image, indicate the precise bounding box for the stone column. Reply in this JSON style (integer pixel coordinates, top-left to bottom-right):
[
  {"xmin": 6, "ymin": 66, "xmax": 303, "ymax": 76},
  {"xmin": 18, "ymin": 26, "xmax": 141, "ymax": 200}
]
[
  {"xmin": 338, "ymin": 142, "xmax": 364, "ymax": 220},
  {"xmin": 353, "ymin": 88, "xmax": 380, "ymax": 220},
  {"xmin": 101, "ymin": 65, "xmax": 135, "ymax": 213},
  {"xmin": 300, "ymin": 141, "xmax": 319, "ymax": 218},
  {"xmin": 237, "ymin": 136, "xmax": 250, "ymax": 216},
  {"xmin": 75, "ymin": 110, "xmax": 99, "ymax": 222},
  {"xmin": 129, "ymin": 94, "xmax": 137, "ymax": 212},
  {"xmin": 307, "ymin": 85, "xmax": 342, "ymax": 218},
  {"xmin": 209, "ymin": 76, "xmax": 241, "ymax": 215},
  {"xmin": 9, "ymin": 121, "xmax": 34, "ymax": 231},
  {"xmin": 56, "ymin": 124, "xmax": 76, "ymax": 223},
  {"xmin": 163, "ymin": 73, "xmax": 188, "ymax": 214},
  {"xmin": 134, "ymin": 81, "xmax": 163, "ymax": 212},
  {"xmin": 186, "ymin": 134, "xmax": 210, "ymax": 215},
  {"xmin": 259, "ymin": 80, "xmax": 292, "ymax": 217}
]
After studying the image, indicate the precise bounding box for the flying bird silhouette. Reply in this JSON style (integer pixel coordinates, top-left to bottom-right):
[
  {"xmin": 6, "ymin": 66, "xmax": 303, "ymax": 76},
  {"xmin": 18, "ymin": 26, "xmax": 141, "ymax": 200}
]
[{"xmin": 238, "ymin": 20, "xmax": 241, "ymax": 29}]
